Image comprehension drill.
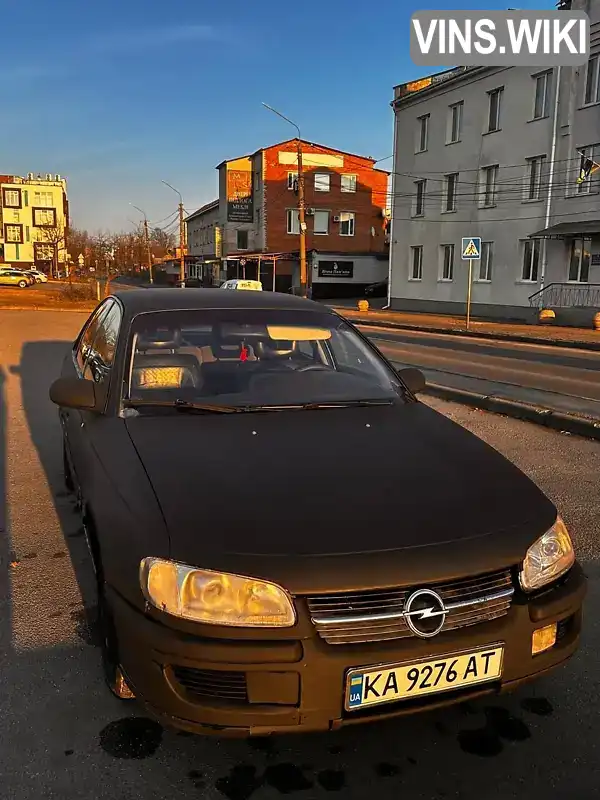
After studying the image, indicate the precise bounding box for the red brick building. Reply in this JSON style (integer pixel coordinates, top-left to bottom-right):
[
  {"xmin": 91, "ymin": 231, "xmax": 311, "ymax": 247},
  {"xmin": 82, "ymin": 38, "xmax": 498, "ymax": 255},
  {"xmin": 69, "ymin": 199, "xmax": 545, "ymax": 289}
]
[{"xmin": 186, "ymin": 139, "xmax": 390, "ymax": 296}]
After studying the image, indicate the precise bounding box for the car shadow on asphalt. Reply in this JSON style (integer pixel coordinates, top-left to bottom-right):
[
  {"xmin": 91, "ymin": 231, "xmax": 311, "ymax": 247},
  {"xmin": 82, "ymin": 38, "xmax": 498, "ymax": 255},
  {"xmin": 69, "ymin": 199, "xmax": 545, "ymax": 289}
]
[
  {"xmin": 14, "ymin": 340, "xmax": 98, "ymax": 634},
  {"xmin": 6, "ymin": 339, "xmax": 592, "ymax": 800}
]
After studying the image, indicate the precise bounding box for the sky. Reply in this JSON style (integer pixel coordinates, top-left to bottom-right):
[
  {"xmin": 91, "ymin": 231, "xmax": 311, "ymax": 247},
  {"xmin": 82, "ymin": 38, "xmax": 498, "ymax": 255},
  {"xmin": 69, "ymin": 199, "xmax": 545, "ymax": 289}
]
[{"xmin": 0, "ymin": 0, "xmax": 556, "ymax": 233}]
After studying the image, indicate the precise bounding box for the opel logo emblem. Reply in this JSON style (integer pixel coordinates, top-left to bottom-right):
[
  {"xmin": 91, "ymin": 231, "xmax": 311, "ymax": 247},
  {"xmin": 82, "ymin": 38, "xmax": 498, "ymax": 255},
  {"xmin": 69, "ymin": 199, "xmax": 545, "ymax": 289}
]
[{"xmin": 403, "ymin": 589, "xmax": 447, "ymax": 638}]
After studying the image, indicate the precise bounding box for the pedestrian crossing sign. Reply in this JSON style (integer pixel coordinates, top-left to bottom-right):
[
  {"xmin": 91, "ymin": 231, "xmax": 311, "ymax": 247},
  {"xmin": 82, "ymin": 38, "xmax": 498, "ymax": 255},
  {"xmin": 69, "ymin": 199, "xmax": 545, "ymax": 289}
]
[{"xmin": 461, "ymin": 237, "xmax": 481, "ymax": 260}]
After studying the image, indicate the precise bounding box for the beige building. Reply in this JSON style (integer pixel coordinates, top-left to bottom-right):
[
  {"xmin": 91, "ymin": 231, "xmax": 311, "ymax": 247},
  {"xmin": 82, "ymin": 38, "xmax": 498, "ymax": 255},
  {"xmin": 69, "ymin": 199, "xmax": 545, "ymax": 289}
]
[{"xmin": 0, "ymin": 173, "xmax": 69, "ymax": 275}]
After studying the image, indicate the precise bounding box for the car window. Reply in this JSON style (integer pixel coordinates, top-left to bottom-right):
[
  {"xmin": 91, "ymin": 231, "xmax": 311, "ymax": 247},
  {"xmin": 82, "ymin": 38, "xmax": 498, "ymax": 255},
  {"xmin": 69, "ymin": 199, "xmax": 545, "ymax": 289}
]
[
  {"xmin": 75, "ymin": 301, "xmax": 113, "ymax": 373},
  {"xmin": 83, "ymin": 302, "xmax": 123, "ymax": 383},
  {"xmin": 126, "ymin": 308, "xmax": 404, "ymax": 408}
]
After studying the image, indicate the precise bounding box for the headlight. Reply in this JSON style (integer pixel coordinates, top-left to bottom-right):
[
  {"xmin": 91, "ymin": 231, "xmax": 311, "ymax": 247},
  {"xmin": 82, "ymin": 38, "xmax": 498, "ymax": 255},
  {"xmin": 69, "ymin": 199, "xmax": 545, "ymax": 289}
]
[
  {"xmin": 519, "ymin": 516, "xmax": 575, "ymax": 592},
  {"xmin": 140, "ymin": 558, "xmax": 296, "ymax": 627}
]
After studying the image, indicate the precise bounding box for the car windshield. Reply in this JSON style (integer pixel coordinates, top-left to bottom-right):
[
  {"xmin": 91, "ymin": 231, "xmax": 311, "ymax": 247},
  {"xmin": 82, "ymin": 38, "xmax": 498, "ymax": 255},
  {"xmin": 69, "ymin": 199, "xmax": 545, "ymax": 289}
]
[{"xmin": 124, "ymin": 308, "xmax": 405, "ymax": 410}]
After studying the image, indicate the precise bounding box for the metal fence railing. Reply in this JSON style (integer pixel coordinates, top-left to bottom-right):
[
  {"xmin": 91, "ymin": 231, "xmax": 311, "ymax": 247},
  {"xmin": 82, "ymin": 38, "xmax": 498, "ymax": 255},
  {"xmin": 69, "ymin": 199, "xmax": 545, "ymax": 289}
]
[{"xmin": 528, "ymin": 283, "xmax": 600, "ymax": 309}]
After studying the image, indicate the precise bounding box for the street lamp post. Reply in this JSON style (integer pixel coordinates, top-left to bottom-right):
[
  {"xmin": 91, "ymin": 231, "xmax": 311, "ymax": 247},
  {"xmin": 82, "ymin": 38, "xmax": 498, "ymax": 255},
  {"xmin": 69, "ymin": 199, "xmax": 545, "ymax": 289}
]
[
  {"xmin": 262, "ymin": 103, "xmax": 307, "ymax": 298},
  {"xmin": 130, "ymin": 204, "xmax": 153, "ymax": 285},
  {"xmin": 161, "ymin": 180, "xmax": 186, "ymax": 288}
]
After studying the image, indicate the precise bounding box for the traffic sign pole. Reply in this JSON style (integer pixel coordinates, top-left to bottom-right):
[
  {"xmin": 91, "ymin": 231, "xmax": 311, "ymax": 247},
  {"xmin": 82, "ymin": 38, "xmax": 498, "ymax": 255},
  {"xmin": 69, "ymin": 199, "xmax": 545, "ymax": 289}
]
[{"xmin": 466, "ymin": 260, "xmax": 473, "ymax": 330}]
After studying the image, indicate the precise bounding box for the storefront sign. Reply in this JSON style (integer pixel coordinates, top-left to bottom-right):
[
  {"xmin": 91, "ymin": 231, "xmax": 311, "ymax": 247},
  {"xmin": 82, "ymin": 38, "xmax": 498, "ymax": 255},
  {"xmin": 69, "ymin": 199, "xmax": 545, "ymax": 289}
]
[
  {"xmin": 591, "ymin": 253, "xmax": 600, "ymax": 266},
  {"xmin": 226, "ymin": 158, "xmax": 253, "ymax": 223},
  {"xmin": 318, "ymin": 260, "xmax": 353, "ymax": 278}
]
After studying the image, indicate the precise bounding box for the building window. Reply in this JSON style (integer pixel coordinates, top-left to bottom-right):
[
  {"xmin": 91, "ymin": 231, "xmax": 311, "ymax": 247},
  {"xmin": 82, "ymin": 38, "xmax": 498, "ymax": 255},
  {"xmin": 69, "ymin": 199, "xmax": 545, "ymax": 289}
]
[
  {"xmin": 481, "ymin": 165, "xmax": 498, "ymax": 206},
  {"xmin": 2, "ymin": 188, "xmax": 21, "ymax": 208},
  {"xmin": 410, "ymin": 245, "xmax": 423, "ymax": 280},
  {"xmin": 339, "ymin": 211, "xmax": 355, "ymax": 236},
  {"xmin": 525, "ymin": 156, "xmax": 546, "ymax": 200},
  {"xmin": 287, "ymin": 171, "xmax": 298, "ymax": 190},
  {"xmin": 4, "ymin": 224, "xmax": 23, "ymax": 243},
  {"xmin": 34, "ymin": 242, "xmax": 54, "ymax": 262},
  {"xmin": 584, "ymin": 55, "xmax": 600, "ymax": 105},
  {"xmin": 522, "ymin": 239, "xmax": 541, "ymax": 282},
  {"xmin": 236, "ymin": 229, "xmax": 248, "ymax": 250},
  {"xmin": 532, "ymin": 72, "xmax": 551, "ymax": 119},
  {"xmin": 440, "ymin": 244, "xmax": 454, "ymax": 280},
  {"xmin": 33, "ymin": 191, "xmax": 53, "ymax": 207},
  {"xmin": 416, "ymin": 114, "xmax": 429, "ymax": 152},
  {"xmin": 487, "ymin": 87, "xmax": 503, "ymax": 132},
  {"xmin": 444, "ymin": 173, "xmax": 458, "ymax": 212},
  {"xmin": 447, "ymin": 102, "xmax": 463, "ymax": 143},
  {"xmin": 568, "ymin": 238, "xmax": 591, "ymax": 282},
  {"xmin": 479, "ymin": 242, "xmax": 493, "ymax": 281},
  {"xmin": 576, "ymin": 145, "xmax": 599, "ymax": 194},
  {"xmin": 341, "ymin": 174, "xmax": 357, "ymax": 193},
  {"xmin": 314, "ymin": 173, "xmax": 330, "ymax": 192},
  {"xmin": 33, "ymin": 207, "xmax": 57, "ymax": 227},
  {"xmin": 286, "ymin": 209, "xmax": 300, "ymax": 234},
  {"xmin": 313, "ymin": 210, "xmax": 329, "ymax": 235},
  {"xmin": 413, "ymin": 179, "xmax": 426, "ymax": 216}
]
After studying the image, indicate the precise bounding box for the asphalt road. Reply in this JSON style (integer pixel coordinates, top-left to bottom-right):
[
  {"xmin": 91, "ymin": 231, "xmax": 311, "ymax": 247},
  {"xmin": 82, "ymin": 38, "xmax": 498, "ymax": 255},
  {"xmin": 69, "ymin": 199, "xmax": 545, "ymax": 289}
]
[
  {"xmin": 1, "ymin": 310, "xmax": 599, "ymax": 800},
  {"xmin": 359, "ymin": 325, "xmax": 600, "ymax": 419}
]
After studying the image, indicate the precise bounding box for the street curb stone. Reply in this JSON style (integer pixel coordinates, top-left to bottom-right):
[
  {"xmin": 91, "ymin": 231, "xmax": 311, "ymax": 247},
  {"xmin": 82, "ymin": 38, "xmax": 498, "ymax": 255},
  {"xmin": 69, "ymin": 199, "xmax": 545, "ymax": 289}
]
[
  {"xmin": 335, "ymin": 312, "xmax": 600, "ymax": 353},
  {"xmin": 424, "ymin": 382, "xmax": 600, "ymax": 441}
]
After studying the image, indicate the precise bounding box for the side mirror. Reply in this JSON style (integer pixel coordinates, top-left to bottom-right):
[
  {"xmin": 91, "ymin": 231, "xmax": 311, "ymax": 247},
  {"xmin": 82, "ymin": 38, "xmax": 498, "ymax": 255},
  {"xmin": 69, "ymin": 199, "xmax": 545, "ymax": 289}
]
[
  {"xmin": 398, "ymin": 367, "xmax": 426, "ymax": 395},
  {"xmin": 49, "ymin": 377, "xmax": 101, "ymax": 411}
]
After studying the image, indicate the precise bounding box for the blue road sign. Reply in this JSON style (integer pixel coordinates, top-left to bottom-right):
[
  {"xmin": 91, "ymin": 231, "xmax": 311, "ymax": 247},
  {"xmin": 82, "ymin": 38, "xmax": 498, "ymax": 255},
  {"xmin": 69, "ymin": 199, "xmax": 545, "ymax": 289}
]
[{"xmin": 461, "ymin": 237, "xmax": 481, "ymax": 259}]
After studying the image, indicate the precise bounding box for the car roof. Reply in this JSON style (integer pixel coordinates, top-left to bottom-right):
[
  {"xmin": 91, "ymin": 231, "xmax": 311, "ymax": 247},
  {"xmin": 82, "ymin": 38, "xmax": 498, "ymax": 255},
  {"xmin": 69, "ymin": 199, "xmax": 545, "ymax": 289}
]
[{"xmin": 112, "ymin": 288, "xmax": 328, "ymax": 316}]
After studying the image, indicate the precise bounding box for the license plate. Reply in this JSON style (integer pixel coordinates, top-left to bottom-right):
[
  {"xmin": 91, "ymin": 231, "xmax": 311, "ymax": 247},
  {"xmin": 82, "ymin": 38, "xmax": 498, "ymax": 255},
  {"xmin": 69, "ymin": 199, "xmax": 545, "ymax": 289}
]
[{"xmin": 345, "ymin": 645, "xmax": 504, "ymax": 711}]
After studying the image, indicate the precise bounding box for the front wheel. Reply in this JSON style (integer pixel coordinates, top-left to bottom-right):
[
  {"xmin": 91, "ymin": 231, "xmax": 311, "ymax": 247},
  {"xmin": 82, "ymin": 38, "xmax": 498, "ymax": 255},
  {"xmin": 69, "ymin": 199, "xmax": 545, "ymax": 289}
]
[{"xmin": 97, "ymin": 581, "xmax": 135, "ymax": 701}]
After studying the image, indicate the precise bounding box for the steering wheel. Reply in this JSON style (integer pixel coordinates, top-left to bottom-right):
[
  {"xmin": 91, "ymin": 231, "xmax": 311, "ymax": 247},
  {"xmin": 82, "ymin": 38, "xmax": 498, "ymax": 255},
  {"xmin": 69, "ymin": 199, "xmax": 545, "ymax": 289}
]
[{"xmin": 296, "ymin": 364, "xmax": 330, "ymax": 372}]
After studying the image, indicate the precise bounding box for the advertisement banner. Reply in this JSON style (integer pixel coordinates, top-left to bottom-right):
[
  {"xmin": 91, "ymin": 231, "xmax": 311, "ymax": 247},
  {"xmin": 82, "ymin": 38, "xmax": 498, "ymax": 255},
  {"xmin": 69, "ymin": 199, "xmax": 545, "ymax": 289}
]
[
  {"xmin": 318, "ymin": 260, "xmax": 354, "ymax": 279},
  {"xmin": 226, "ymin": 159, "xmax": 253, "ymax": 222}
]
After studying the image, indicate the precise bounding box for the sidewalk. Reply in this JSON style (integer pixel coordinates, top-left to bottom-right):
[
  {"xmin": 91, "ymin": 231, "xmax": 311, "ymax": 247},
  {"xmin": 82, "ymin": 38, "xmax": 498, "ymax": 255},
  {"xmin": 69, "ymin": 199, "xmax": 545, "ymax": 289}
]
[{"xmin": 333, "ymin": 306, "xmax": 600, "ymax": 351}]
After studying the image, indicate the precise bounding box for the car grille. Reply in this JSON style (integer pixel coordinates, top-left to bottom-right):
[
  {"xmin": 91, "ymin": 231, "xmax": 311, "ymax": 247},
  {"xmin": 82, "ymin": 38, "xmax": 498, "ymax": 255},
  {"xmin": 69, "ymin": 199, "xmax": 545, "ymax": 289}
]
[
  {"xmin": 171, "ymin": 666, "xmax": 248, "ymax": 703},
  {"xmin": 307, "ymin": 569, "xmax": 514, "ymax": 645}
]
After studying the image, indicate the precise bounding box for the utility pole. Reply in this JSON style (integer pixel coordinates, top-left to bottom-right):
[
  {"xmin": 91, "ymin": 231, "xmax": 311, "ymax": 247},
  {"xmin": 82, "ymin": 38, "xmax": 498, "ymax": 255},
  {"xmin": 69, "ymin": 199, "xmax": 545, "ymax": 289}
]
[
  {"xmin": 162, "ymin": 181, "xmax": 186, "ymax": 288},
  {"xmin": 130, "ymin": 204, "xmax": 154, "ymax": 285},
  {"xmin": 262, "ymin": 103, "xmax": 307, "ymax": 297},
  {"xmin": 178, "ymin": 201, "xmax": 185, "ymax": 288},
  {"xmin": 296, "ymin": 138, "xmax": 308, "ymax": 297},
  {"xmin": 143, "ymin": 217, "xmax": 153, "ymax": 285}
]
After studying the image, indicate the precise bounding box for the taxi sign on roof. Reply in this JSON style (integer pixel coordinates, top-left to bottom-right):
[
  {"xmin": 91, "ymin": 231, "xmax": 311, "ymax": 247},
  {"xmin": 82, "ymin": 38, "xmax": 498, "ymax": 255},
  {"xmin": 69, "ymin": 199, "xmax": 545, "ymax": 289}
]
[{"xmin": 461, "ymin": 237, "xmax": 481, "ymax": 260}]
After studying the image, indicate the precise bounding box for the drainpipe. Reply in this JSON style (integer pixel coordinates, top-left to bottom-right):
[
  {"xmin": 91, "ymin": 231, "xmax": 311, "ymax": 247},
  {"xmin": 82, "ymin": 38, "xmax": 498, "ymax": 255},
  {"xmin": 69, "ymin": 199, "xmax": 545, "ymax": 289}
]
[
  {"xmin": 385, "ymin": 102, "xmax": 399, "ymax": 310},
  {"xmin": 540, "ymin": 64, "xmax": 561, "ymax": 299}
]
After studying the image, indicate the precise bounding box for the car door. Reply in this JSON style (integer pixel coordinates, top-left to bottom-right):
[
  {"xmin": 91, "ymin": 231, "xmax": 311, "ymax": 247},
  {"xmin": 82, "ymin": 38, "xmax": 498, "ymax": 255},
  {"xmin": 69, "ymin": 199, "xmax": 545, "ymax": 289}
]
[
  {"xmin": 61, "ymin": 300, "xmax": 113, "ymax": 489},
  {"xmin": 73, "ymin": 300, "xmax": 123, "ymax": 500}
]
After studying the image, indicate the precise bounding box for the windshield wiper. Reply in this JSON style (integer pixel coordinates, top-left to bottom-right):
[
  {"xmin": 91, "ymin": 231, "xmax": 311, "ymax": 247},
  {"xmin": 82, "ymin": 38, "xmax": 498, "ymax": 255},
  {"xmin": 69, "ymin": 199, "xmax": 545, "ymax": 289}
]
[
  {"xmin": 123, "ymin": 399, "xmax": 242, "ymax": 414},
  {"xmin": 243, "ymin": 399, "xmax": 396, "ymax": 411}
]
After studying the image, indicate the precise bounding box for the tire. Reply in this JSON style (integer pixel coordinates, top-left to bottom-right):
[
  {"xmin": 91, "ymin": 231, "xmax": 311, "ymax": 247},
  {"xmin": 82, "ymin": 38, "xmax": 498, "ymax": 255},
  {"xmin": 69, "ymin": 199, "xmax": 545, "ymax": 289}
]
[
  {"xmin": 97, "ymin": 580, "xmax": 135, "ymax": 701},
  {"xmin": 63, "ymin": 441, "xmax": 74, "ymax": 491},
  {"xmin": 18, "ymin": 280, "xmax": 27, "ymax": 288},
  {"xmin": 85, "ymin": 514, "xmax": 135, "ymax": 702}
]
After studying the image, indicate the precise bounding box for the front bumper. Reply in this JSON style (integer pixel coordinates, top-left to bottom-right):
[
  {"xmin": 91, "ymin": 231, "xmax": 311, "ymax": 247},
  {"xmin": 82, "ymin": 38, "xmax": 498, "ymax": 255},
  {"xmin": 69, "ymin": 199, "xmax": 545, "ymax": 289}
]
[{"xmin": 109, "ymin": 562, "xmax": 586, "ymax": 737}]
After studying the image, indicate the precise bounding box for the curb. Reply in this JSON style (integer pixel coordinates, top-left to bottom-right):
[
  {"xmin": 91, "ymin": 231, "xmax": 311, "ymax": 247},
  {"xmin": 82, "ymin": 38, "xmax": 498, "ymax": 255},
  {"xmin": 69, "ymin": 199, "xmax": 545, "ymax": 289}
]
[
  {"xmin": 423, "ymin": 382, "xmax": 600, "ymax": 441},
  {"xmin": 0, "ymin": 306, "xmax": 94, "ymax": 312},
  {"xmin": 335, "ymin": 312, "xmax": 600, "ymax": 353}
]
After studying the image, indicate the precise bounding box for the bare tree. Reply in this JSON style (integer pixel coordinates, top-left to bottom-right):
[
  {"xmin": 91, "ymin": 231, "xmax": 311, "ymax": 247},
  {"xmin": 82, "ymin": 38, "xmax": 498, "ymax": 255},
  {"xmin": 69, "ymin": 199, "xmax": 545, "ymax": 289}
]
[{"xmin": 37, "ymin": 221, "xmax": 67, "ymax": 278}]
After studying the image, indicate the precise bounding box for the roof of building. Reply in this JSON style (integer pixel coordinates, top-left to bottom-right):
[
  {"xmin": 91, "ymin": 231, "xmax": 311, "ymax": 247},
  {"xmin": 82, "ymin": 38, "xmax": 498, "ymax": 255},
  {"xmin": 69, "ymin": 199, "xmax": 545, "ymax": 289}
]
[
  {"xmin": 215, "ymin": 139, "xmax": 390, "ymax": 172},
  {"xmin": 392, "ymin": 66, "xmax": 490, "ymax": 106},
  {"xmin": 185, "ymin": 199, "xmax": 219, "ymax": 222},
  {"xmin": 112, "ymin": 287, "xmax": 325, "ymax": 314}
]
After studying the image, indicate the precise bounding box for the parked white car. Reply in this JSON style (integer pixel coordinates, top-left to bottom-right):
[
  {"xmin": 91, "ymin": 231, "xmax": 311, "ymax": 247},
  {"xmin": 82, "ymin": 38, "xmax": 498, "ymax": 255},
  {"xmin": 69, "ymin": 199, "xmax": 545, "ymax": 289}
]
[
  {"xmin": 220, "ymin": 279, "xmax": 263, "ymax": 291},
  {"xmin": 27, "ymin": 269, "xmax": 49, "ymax": 283}
]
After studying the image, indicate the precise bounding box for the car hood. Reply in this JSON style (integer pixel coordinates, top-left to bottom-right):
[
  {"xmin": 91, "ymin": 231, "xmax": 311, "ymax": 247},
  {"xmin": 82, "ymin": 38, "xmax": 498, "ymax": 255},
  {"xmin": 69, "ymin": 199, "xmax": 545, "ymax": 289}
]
[{"xmin": 125, "ymin": 402, "xmax": 556, "ymax": 593}]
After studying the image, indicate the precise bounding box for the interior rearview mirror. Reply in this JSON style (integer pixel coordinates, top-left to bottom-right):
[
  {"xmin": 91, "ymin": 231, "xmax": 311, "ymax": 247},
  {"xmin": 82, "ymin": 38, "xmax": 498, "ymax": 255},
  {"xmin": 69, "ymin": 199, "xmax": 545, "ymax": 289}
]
[
  {"xmin": 398, "ymin": 367, "xmax": 426, "ymax": 395},
  {"xmin": 49, "ymin": 377, "xmax": 99, "ymax": 411}
]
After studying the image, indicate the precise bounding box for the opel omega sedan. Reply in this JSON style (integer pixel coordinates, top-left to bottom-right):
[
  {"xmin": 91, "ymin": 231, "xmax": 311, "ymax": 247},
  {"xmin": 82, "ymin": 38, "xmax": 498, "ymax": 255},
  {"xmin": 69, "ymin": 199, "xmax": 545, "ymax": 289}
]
[{"xmin": 49, "ymin": 289, "xmax": 586, "ymax": 737}]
